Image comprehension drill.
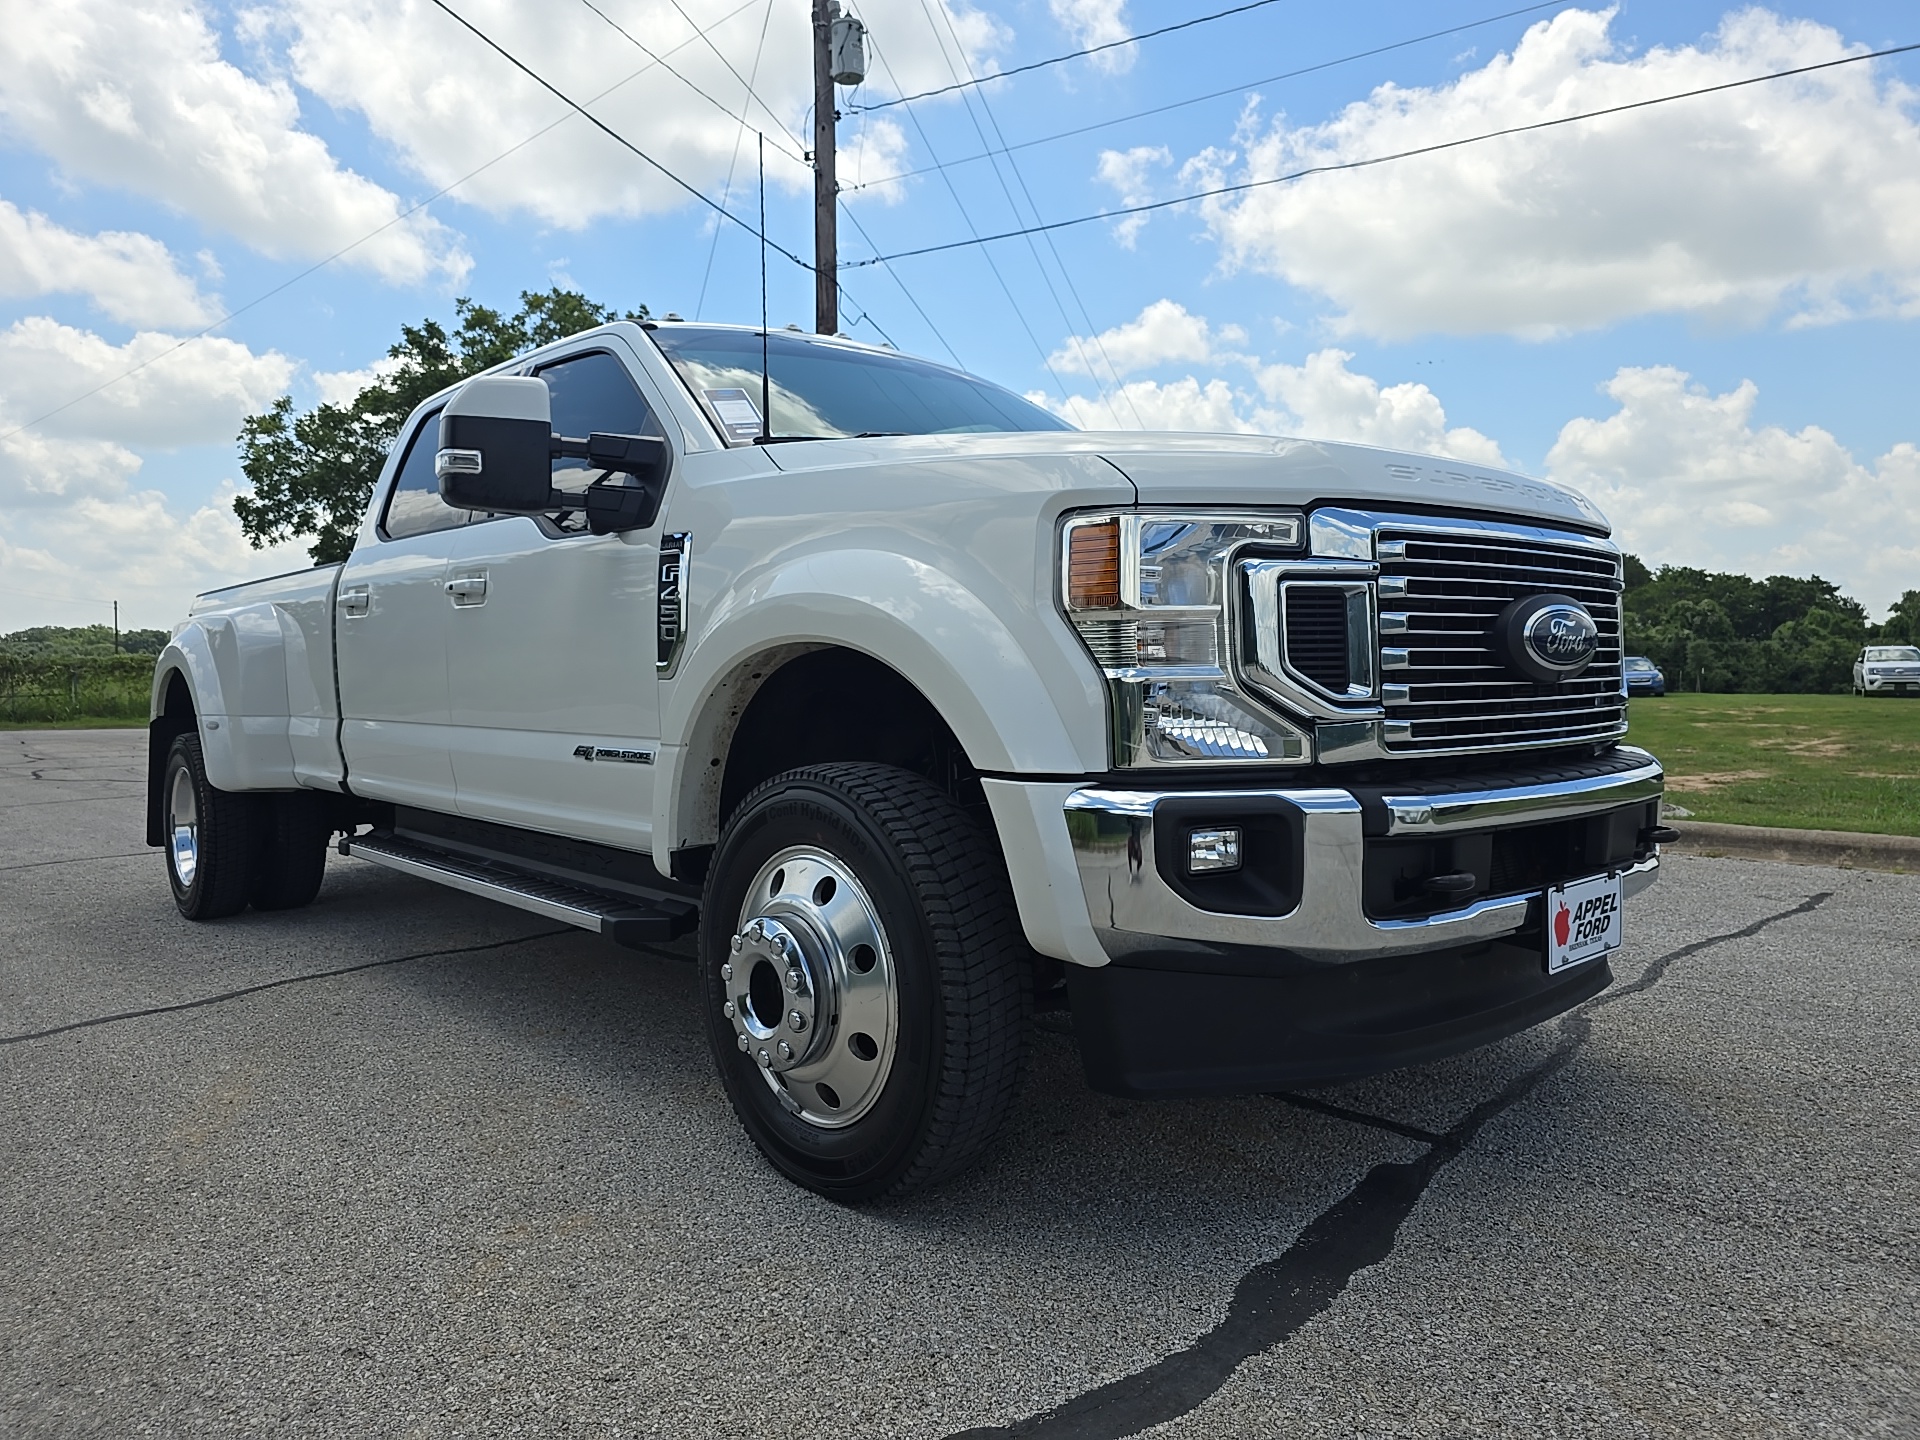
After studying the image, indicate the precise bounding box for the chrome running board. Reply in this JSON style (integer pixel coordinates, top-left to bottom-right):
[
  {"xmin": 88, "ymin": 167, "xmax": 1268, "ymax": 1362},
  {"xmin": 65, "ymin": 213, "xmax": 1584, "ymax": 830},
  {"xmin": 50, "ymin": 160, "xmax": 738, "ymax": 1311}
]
[{"xmin": 342, "ymin": 831, "xmax": 695, "ymax": 947}]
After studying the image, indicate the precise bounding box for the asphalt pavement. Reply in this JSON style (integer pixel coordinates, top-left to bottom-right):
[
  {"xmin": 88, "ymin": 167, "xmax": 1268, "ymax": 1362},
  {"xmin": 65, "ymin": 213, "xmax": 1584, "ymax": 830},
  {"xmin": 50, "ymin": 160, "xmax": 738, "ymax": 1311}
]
[{"xmin": 2, "ymin": 728, "xmax": 1915, "ymax": 1438}]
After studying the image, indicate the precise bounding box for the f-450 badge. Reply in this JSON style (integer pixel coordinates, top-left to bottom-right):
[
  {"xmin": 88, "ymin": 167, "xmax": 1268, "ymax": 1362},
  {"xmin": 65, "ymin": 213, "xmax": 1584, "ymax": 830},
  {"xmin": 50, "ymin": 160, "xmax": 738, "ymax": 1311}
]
[{"xmin": 572, "ymin": 744, "xmax": 655, "ymax": 765}]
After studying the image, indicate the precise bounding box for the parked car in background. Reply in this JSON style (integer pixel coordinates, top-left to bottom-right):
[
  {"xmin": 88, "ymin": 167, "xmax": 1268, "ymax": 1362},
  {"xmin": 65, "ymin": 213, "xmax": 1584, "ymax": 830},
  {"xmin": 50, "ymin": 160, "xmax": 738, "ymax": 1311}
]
[
  {"xmin": 1854, "ymin": 645, "xmax": 1920, "ymax": 696},
  {"xmin": 1624, "ymin": 656, "xmax": 1665, "ymax": 696}
]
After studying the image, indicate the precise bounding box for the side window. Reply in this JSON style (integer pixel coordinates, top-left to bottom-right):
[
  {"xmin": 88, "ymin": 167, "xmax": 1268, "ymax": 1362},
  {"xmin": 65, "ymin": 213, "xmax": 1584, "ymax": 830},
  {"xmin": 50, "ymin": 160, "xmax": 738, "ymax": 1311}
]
[
  {"xmin": 537, "ymin": 351, "xmax": 663, "ymax": 484},
  {"xmin": 380, "ymin": 408, "xmax": 470, "ymax": 541}
]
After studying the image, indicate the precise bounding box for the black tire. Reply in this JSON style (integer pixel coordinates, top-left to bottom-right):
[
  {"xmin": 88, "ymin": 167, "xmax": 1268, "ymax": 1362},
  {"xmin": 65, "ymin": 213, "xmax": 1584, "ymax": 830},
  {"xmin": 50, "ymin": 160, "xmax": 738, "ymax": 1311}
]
[
  {"xmin": 250, "ymin": 792, "xmax": 333, "ymax": 911},
  {"xmin": 162, "ymin": 732, "xmax": 256, "ymax": 920},
  {"xmin": 700, "ymin": 763, "xmax": 1030, "ymax": 1201}
]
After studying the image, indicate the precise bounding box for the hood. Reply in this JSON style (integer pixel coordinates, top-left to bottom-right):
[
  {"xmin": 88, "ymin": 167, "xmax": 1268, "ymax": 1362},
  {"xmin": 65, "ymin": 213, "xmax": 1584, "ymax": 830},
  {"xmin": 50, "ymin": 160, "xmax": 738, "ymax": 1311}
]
[{"xmin": 761, "ymin": 429, "xmax": 1610, "ymax": 535}]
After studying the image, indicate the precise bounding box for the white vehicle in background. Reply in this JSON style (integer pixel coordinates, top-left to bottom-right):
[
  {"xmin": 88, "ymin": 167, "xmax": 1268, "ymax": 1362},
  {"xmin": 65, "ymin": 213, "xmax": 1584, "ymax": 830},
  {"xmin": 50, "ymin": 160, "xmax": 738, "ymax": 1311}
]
[
  {"xmin": 1853, "ymin": 645, "xmax": 1920, "ymax": 695},
  {"xmin": 147, "ymin": 320, "xmax": 1667, "ymax": 1200}
]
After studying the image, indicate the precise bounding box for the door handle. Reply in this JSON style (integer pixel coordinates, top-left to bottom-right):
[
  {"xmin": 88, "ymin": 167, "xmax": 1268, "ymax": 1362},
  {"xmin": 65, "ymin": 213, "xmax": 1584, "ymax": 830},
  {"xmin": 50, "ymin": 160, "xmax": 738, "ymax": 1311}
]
[
  {"xmin": 446, "ymin": 573, "xmax": 488, "ymax": 606},
  {"xmin": 338, "ymin": 584, "xmax": 370, "ymax": 617}
]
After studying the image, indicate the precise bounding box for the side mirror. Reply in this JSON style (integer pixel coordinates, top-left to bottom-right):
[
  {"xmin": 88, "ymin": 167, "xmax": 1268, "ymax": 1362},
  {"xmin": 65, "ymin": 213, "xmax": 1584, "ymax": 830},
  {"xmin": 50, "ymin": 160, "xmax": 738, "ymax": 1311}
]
[
  {"xmin": 436, "ymin": 375, "xmax": 669, "ymax": 533},
  {"xmin": 437, "ymin": 376, "xmax": 555, "ymax": 512}
]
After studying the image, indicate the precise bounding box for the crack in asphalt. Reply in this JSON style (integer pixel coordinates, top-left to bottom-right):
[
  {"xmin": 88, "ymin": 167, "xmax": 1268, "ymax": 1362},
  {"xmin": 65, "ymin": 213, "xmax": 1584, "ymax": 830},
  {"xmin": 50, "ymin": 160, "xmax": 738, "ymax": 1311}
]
[
  {"xmin": 0, "ymin": 927, "xmax": 576, "ymax": 1047},
  {"xmin": 1270, "ymin": 1092, "xmax": 1452, "ymax": 1149},
  {"xmin": 948, "ymin": 888, "xmax": 1835, "ymax": 1440},
  {"xmin": 0, "ymin": 851, "xmax": 151, "ymax": 873}
]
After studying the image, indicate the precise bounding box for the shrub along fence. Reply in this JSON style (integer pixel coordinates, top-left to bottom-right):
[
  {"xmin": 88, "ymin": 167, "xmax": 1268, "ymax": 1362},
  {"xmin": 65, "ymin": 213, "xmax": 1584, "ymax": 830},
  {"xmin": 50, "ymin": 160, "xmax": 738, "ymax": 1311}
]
[{"xmin": 0, "ymin": 654, "xmax": 154, "ymax": 723}]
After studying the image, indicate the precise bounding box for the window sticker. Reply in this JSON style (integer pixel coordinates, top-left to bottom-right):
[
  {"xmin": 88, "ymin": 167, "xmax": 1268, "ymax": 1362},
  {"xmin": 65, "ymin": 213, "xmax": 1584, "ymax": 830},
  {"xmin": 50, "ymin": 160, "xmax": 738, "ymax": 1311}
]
[{"xmin": 703, "ymin": 387, "xmax": 764, "ymax": 441}]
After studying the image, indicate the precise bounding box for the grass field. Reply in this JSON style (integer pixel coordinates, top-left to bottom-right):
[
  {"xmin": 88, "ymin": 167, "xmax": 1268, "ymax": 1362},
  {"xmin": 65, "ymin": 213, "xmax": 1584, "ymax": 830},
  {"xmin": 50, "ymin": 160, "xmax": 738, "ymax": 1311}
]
[
  {"xmin": 10, "ymin": 695, "xmax": 1915, "ymax": 837},
  {"xmin": 0, "ymin": 716, "xmax": 147, "ymax": 731},
  {"xmin": 1626, "ymin": 693, "xmax": 1920, "ymax": 836}
]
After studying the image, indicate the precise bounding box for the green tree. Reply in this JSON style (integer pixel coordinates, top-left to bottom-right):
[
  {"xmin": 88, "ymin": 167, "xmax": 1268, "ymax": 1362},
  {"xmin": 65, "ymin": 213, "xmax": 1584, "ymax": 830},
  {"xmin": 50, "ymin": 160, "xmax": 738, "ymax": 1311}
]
[
  {"xmin": 235, "ymin": 289, "xmax": 648, "ymax": 565},
  {"xmin": 1878, "ymin": 590, "xmax": 1920, "ymax": 644},
  {"xmin": 0, "ymin": 624, "xmax": 170, "ymax": 657}
]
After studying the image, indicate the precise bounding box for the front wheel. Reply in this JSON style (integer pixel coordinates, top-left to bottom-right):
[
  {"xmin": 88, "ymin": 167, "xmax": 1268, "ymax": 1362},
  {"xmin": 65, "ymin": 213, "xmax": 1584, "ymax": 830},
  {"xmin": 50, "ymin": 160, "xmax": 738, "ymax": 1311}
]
[{"xmin": 700, "ymin": 764, "xmax": 1030, "ymax": 1201}]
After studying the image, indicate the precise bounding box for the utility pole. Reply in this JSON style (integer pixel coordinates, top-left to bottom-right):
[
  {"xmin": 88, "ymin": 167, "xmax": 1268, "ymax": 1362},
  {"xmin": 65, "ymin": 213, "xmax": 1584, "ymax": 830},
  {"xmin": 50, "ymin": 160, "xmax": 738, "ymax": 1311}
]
[
  {"xmin": 811, "ymin": 1, "xmax": 867, "ymax": 335},
  {"xmin": 811, "ymin": 0, "xmax": 838, "ymax": 335},
  {"xmin": 112, "ymin": 600, "xmax": 119, "ymax": 653}
]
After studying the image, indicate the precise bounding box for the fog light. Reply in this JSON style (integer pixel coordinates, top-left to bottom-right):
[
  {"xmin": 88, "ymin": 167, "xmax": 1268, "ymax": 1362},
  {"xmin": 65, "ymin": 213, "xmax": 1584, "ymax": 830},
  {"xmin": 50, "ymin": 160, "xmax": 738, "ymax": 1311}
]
[{"xmin": 1188, "ymin": 827, "xmax": 1242, "ymax": 873}]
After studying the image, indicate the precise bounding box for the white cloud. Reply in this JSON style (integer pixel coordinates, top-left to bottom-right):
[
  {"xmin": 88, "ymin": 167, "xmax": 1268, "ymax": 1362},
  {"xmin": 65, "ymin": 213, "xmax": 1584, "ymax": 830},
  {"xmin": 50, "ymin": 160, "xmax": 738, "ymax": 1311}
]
[
  {"xmin": 0, "ymin": 480, "xmax": 314, "ymax": 631},
  {"xmin": 1546, "ymin": 366, "xmax": 1919, "ymax": 615},
  {"xmin": 1037, "ymin": 303, "xmax": 1506, "ymax": 469},
  {"xmin": 0, "ymin": 0, "xmax": 467, "ymax": 285},
  {"xmin": 1049, "ymin": 299, "xmax": 1246, "ymax": 378},
  {"xmin": 1036, "ymin": 376, "xmax": 1256, "ymax": 433},
  {"xmin": 839, "ymin": 117, "xmax": 914, "ymax": 205},
  {"xmin": 1050, "ymin": 0, "xmax": 1134, "ymax": 73},
  {"xmin": 0, "ymin": 318, "xmax": 292, "ymax": 458},
  {"xmin": 275, "ymin": 0, "xmax": 1004, "ymax": 229},
  {"xmin": 0, "ymin": 201, "xmax": 216, "ymax": 328},
  {"xmin": 1255, "ymin": 349, "xmax": 1507, "ymax": 466},
  {"xmin": 311, "ymin": 355, "xmax": 403, "ymax": 408},
  {"xmin": 0, "ymin": 313, "xmax": 307, "ymax": 628},
  {"xmin": 1199, "ymin": 7, "xmax": 1920, "ymax": 338},
  {"xmin": 1095, "ymin": 145, "xmax": 1169, "ymax": 246}
]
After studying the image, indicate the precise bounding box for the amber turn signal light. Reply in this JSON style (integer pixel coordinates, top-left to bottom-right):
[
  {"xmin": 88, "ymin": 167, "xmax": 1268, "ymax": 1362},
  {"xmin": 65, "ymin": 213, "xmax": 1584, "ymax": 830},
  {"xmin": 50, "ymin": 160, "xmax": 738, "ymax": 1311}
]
[{"xmin": 1066, "ymin": 519, "xmax": 1121, "ymax": 610}]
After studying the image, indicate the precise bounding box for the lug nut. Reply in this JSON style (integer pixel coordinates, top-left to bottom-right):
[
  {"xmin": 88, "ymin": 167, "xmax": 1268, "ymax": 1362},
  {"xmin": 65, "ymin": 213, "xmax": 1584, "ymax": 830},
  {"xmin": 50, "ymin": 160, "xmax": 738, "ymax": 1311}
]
[
  {"xmin": 758, "ymin": 1048, "xmax": 772, "ymax": 1068},
  {"xmin": 777, "ymin": 1041, "xmax": 793, "ymax": 1061},
  {"xmin": 776, "ymin": 934, "xmax": 792, "ymax": 957},
  {"xmin": 736, "ymin": 1035, "xmax": 749, "ymax": 1052},
  {"xmin": 788, "ymin": 1010, "xmax": 806, "ymax": 1032},
  {"xmin": 730, "ymin": 934, "xmax": 743, "ymax": 953},
  {"xmin": 722, "ymin": 1000, "xmax": 735, "ymax": 1019},
  {"xmin": 785, "ymin": 967, "xmax": 805, "ymax": 993},
  {"xmin": 720, "ymin": 961, "xmax": 733, "ymax": 981}
]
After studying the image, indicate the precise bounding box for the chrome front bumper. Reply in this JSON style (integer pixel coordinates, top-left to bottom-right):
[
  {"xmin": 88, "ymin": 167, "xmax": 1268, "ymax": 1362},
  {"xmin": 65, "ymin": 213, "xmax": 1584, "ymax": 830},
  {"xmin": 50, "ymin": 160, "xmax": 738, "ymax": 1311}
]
[{"xmin": 1064, "ymin": 751, "xmax": 1663, "ymax": 964}]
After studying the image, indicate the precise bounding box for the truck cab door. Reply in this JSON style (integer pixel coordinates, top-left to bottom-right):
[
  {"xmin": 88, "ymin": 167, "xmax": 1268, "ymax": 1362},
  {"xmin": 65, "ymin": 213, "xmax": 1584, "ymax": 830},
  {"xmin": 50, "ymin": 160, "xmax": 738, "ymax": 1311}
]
[
  {"xmin": 443, "ymin": 345, "xmax": 665, "ymax": 852},
  {"xmin": 334, "ymin": 406, "xmax": 467, "ymax": 810}
]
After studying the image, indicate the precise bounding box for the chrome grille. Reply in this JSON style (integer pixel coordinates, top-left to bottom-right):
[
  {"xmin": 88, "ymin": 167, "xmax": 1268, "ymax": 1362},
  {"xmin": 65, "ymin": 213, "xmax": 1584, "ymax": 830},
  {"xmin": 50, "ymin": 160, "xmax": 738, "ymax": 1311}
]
[{"xmin": 1378, "ymin": 528, "xmax": 1626, "ymax": 752}]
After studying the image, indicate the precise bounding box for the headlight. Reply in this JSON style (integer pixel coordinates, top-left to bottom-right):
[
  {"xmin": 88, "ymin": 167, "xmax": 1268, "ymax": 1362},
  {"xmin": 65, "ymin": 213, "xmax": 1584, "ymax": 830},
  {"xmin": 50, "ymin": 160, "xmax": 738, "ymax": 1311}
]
[{"xmin": 1062, "ymin": 512, "xmax": 1311, "ymax": 766}]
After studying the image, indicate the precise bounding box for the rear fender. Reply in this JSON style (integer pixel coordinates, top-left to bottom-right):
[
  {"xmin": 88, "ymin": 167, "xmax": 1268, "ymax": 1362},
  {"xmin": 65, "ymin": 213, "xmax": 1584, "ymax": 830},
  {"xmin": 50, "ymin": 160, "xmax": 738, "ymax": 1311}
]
[{"xmin": 150, "ymin": 609, "xmax": 297, "ymax": 794}]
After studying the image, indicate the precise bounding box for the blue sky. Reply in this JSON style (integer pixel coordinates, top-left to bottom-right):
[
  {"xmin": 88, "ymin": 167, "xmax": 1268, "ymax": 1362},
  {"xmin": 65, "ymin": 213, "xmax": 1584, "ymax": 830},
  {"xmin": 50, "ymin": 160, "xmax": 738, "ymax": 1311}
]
[{"xmin": 1, "ymin": 0, "xmax": 1916, "ymax": 627}]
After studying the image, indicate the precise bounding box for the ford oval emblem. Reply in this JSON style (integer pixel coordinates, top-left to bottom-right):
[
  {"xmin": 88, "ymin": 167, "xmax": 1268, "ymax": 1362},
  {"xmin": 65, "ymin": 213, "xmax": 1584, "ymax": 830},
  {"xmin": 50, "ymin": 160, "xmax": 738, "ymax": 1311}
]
[{"xmin": 1495, "ymin": 593, "xmax": 1600, "ymax": 683}]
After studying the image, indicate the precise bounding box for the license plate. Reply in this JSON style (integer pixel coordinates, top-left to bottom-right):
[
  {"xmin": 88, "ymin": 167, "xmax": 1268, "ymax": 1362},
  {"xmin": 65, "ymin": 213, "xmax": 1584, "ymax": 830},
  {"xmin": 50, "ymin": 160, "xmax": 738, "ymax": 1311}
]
[{"xmin": 1546, "ymin": 872, "xmax": 1623, "ymax": 973}]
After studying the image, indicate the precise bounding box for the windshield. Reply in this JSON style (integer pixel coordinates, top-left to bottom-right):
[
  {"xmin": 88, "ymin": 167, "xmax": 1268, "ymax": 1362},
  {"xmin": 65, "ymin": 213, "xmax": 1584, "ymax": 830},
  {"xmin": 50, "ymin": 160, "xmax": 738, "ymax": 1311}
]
[
  {"xmin": 649, "ymin": 326, "xmax": 1072, "ymax": 443},
  {"xmin": 1625, "ymin": 657, "xmax": 1656, "ymax": 671},
  {"xmin": 1866, "ymin": 647, "xmax": 1920, "ymax": 661}
]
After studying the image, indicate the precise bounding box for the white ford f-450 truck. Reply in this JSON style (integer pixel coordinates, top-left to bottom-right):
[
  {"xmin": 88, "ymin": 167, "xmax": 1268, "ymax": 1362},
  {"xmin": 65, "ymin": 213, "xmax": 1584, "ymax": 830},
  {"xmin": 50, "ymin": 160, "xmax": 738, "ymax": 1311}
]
[{"xmin": 149, "ymin": 321, "xmax": 1666, "ymax": 1199}]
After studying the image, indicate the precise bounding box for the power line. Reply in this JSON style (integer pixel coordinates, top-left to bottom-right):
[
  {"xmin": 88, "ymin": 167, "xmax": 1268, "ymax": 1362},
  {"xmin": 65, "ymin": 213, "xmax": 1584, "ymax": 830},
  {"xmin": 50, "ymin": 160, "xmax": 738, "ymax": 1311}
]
[
  {"xmin": 654, "ymin": 0, "xmax": 811, "ymax": 156},
  {"xmin": 853, "ymin": 0, "xmax": 1291, "ymax": 112},
  {"xmin": 864, "ymin": 32, "xmax": 1075, "ymax": 401},
  {"xmin": 843, "ymin": 0, "xmax": 1565, "ymax": 193},
  {"xmin": 846, "ymin": 41, "xmax": 1920, "ymax": 268},
  {"xmin": 0, "ymin": 586, "xmax": 114, "ymax": 611},
  {"xmin": 574, "ymin": 0, "xmax": 805, "ymax": 162},
  {"xmin": 919, "ymin": 0, "xmax": 1141, "ymax": 422},
  {"xmin": 698, "ymin": 0, "xmax": 779, "ymax": 318},
  {"xmin": 0, "ymin": 0, "xmax": 765, "ymax": 447},
  {"xmin": 838, "ymin": 206, "xmax": 964, "ymax": 366},
  {"xmin": 428, "ymin": 0, "xmax": 804, "ymax": 255},
  {"xmin": 572, "ymin": 0, "xmax": 929, "ymax": 346}
]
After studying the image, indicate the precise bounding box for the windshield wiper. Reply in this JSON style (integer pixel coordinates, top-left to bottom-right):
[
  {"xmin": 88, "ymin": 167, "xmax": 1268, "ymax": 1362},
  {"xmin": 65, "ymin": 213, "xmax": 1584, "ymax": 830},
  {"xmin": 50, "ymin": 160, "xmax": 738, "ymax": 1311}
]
[{"xmin": 750, "ymin": 431, "xmax": 909, "ymax": 444}]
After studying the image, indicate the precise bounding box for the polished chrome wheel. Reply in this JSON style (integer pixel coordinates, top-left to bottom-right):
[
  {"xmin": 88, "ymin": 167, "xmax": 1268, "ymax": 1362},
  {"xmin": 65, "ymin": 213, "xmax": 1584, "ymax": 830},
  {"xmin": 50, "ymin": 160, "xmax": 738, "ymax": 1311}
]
[
  {"xmin": 725, "ymin": 845, "xmax": 898, "ymax": 1128},
  {"xmin": 168, "ymin": 762, "xmax": 200, "ymax": 888}
]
